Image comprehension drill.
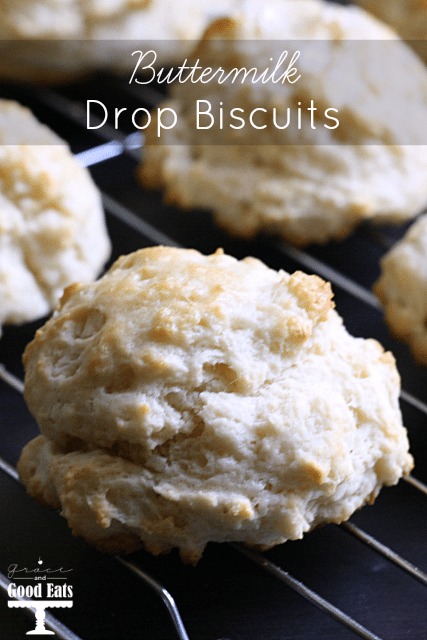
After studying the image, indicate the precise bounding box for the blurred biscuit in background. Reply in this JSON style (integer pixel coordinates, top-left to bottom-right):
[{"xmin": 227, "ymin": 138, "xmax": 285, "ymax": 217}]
[
  {"xmin": 0, "ymin": 99, "xmax": 111, "ymax": 330},
  {"xmin": 139, "ymin": 0, "xmax": 427, "ymax": 246},
  {"xmin": 374, "ymin": 214, "xmax": 427, "ymax": 366}
]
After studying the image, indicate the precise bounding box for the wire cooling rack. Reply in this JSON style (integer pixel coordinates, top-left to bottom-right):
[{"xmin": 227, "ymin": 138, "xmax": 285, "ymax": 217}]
[{"xmin": 0, "ymin": 68, "xmax": 426, "ymax": 640}]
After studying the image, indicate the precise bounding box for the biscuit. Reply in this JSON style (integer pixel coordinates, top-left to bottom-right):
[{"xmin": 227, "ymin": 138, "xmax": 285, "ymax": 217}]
[
  {"xmin": 0, "ymin": 99, "xmax": 111, "ymax": 327},
  {"xmin": 139, "ymin": 0, "xmax": 427, "ymax": 246},
  {"xmin": 374, "ymin": 214, "xmax": 427, "ymax": 365},
  {"xmin": 355, "ymin": 1, "xmax": 427, "ymax": 63},
  {"xmin": 18, "ymin": 246, "xmax": 413, "ymax": 563},
  {"xmin": 0, "ymin": 0, "xmax": 240, "ymax": 79}
]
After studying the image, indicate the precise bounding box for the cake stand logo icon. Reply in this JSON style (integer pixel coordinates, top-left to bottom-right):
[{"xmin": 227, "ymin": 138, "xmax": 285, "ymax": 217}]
[{"xmin": 7, "ymin": 556, "xmax": 73, "ymax": 635}]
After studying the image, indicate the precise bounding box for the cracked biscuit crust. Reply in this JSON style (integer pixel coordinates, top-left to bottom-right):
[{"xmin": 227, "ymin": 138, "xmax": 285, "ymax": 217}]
[
  {"xmin": 0, "ymin": 99, "xmax": 111, "ymax": 327},
  {"xmin": 374, "ymin": 214, "xmax": 427, "ymax": 365},
  {"xmin": 19, "ymin": 246, "xmax": 413, "ymax": 562}
]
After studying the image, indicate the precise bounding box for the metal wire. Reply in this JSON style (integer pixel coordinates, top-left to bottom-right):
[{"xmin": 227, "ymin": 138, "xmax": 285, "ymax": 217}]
[
  {"xmin": 0, "ymin": 364, "xmax": 24, "ymax": 394},
  {"xmin": 34, "ymin": 87, "xmax": 129, "ymax": 146},
  {"xmin": 341, "ymin": 522, "xmax": 427, "ymax": 587},
  {"xmin": 101, "ymin": 191, "xmax": 181, "ymax": 247},
  {"xmin": 404, "ymin": 474, "xmax": 427, "ymax": 497},
  {"xmin": 276, "ymin": 241, "xmax": 382, "ymax": 310},
  {"xmin": 400, "ymin": 389, "xmax": 427, "ymax": 418},
  {"xmin": 0, "ymin": 456, "xmax": 20, "ymax": 483},
  {"xmin": 232, "ymin": 545, "xmax": 384, "ymax": 640},
  {"xmin": 116, "ymin": 557, "xmax": 191, "ymax": 640}
]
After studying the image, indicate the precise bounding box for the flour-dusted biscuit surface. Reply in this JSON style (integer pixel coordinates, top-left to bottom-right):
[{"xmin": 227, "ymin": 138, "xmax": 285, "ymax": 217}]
[
  {"xmin": 374, "ymin": 215, "xmax": 427, "ymax": 365},
  {"xmin": 18, "ymin": 246, "xmax": 413, "ymax": 562},
  {"xmin": 356, "ymin": 0, "xmax": 427, "ymax": 62},
  {"xmin": 0, "ymin": 99, "xmax": 111, "ymax": 327},
  {"xmin": 140, "ymin": 0, "xmax": 427, "ymax": 245}
]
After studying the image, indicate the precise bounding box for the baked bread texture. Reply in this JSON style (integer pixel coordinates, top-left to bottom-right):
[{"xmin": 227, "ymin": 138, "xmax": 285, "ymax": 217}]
[
  {"xmin": 0, "ymin": 0, "xmax": 240, "ymax": 78},
  {"xmin": 18, "ymin": 246, "xmax": 413, "ymax": 563},
  {"xmin": 355, "ymin": 0, "xmax": 427, "ymax": 63},
  {"xmin": 0, "ymin": 99, "xmax": 111, "ymax": 327},
  {"xmin": 139, "ymin": 0, "xmax": 427, "ymax": 245},
  {"xmin": 374, "ymin": 214, "xmax": 427, "ymax": 365}
]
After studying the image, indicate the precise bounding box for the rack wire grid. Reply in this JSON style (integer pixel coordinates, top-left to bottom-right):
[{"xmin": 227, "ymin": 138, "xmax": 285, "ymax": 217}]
[{"xmin": 0, "ymin": 54, "xmax": 427, "ymax": 640}]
